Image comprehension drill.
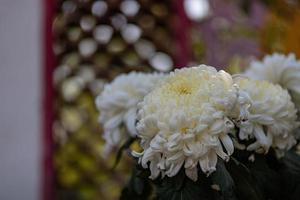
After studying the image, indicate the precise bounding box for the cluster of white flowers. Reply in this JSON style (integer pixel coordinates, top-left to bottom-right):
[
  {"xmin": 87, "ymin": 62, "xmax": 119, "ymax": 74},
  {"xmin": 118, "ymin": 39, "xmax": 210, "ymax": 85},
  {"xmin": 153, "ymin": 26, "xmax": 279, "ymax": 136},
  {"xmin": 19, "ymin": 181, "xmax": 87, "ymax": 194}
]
[
  {"xmin": 245, "ymin": 53, "xmax": 300, "ymax": 110},
  {"xmin": 96, "ymin": 53, "xmax": 300, "ymax": 181},
  {"xmin": 95, "ymin": 72, "xmax": 165, "ymax": 156},
  {"xmin": 234, "ymin": 78, "xmax": 299, "ymax": 155},
  {"xmin": 134, "ymin": 66, "xmax": 239, "ymax": 181}
]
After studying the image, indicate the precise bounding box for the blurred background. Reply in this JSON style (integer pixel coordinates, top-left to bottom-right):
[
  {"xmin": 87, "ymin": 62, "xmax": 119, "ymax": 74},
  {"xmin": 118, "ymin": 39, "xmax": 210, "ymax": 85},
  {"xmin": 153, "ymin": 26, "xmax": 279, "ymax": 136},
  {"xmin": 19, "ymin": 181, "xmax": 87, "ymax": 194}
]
[{"xmin": 1, "ymin": 0, "xmax": 300, "ymax": 200}]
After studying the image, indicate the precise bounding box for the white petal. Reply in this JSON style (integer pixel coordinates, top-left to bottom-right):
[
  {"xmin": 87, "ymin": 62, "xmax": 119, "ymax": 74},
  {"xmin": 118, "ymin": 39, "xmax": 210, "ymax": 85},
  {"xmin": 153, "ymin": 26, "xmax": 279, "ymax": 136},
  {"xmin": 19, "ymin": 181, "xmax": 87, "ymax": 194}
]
[
  {"xmin": 150, "ymin": 134, "xmax": 166, "ymax": 151},
  {"xmin": 167, "ymin": 152, "xmax": 183, "ymax": 162},
  {"xmin": 110, "ymin": 129, "xmax": 122, "ymax": 144},
  {"xmin": 166, "ymin": 159, "xmax": 184, "ymax": 177},
  {"xmin": 199, "ymin": 156, "xmax": 210, "ymax": 174},
  {"xmin": 215, "ymin": 143, "xmax": 229, "ymax": 161},
  {"xmin": 253, "ymin": 125, "xmax": 271, "ymax": 151},
  {"xmin": 149, "ymin": 160, "xmax": 160, "ymax": 179},
  {"xmin": 220, "ymin": 134, "xmax": 234, "ymax": 155},
  {"xmin": 249, "ymin": 114, "xmax": 274, "ymax": 125},
  {"xmin": 101, "ymin": 143, "xmax": 114, "ymax": 158},
  {"xmin": 238, "ymin": 120, "xmax": 253, "ymax": 140},
  {"xmin": 182, "ymin": 133, "xmax": 195, "ymax": 140},
  {"xmin": 185, "ymin": 167, "xmax": 198, "ymax": 181},
  {"xmin": 183, "ymin": 144, "xmax": 193, "ymax": 156},
  {"xmin": 209, "ymin": 120, "xmax": 224, "ymax": 134},
  {"xmin": 103, "ymin": 114, "xmax": 123, "ymax": 130},
  {"xmin": 246, "ymin": 141, "xmax": 261, "ymax": 151},
  {"xmin": 141, "ymin": 148, "xmax": 153, "ymax": 168},
  {"xmin": 208, "ymin": 150, "xmax": 218, "ymax": 170},
  {"xmin": 157, "ymin": 156, "xmax": 166, "ymax": 170},
  {"xmin": 168, "ymin": 132, "xmax": 181, "ymax": 143},
  {"xmin": 124, "ymin": 108, "xmax": 138, "ymax": 136},
  {"xmin": 196, "ymin": 124, "xmax": 208, "ymax": 133},
  {"xmin": 184, "ymin": 157, "xmax": 195, "ymax": 168}
]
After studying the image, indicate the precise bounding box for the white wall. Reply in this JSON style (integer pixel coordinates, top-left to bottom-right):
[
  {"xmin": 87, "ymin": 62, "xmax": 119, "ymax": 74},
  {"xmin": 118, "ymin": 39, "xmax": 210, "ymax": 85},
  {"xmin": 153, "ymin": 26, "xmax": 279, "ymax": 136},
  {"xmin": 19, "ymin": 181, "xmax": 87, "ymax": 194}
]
[{"xmin": 0, "ymin": 0, "xmax": 41, "ymax": 199}]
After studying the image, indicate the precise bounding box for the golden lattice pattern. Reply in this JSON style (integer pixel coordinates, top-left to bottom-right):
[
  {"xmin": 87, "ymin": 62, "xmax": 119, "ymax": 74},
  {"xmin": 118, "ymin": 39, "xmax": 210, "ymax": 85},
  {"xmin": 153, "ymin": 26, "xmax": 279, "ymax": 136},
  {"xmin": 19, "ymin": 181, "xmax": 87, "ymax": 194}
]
[{"xmin": 53, "ymin": 0, "xmax": 175, "ymax": 199}]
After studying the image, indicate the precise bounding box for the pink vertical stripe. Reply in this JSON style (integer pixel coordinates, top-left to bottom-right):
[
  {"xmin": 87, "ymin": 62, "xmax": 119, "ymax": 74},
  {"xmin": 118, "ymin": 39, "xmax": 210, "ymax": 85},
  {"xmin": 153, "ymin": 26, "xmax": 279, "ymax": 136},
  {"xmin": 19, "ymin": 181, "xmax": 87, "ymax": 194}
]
[
  {"xmin": 174, "ymin": 0, "xmax": 192, "ymax": 68},
  {"xmin": 42, "ymin": 0, "xmax": 55, "ymax": 199}
]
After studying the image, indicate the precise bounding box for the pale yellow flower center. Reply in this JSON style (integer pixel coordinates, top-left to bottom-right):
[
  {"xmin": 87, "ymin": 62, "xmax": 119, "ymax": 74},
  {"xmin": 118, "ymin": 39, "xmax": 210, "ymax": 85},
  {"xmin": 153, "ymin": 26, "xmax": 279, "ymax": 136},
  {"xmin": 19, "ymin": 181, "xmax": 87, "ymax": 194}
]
[
  {"xmin": 167, "ymin": 76, "xmax": 198, "ymax": 97},
  {"xmin": 180, "ymin": 126, "xmax": 189, "ymax": 134},
  {"xmin": 173, "ymin": 83, "xmax": 193, "ymax": 95}
]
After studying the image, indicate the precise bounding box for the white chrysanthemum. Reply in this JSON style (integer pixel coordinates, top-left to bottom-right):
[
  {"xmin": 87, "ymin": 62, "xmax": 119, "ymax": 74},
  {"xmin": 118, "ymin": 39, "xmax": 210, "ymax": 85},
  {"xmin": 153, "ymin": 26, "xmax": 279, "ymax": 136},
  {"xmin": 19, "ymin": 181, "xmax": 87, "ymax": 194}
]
[
  {"xmin": 245, "ymin": 53, "xmax": 300, "ymax": 109},
  {"xmin": 234, "ymin": 78, "xmax": 299, "ymax": 154},
  {"xmin": 134, "ymin": 65, "xmax": 238, "ymax": 181},
  {"xmin": 96, "ymin": 72, "xmax": 165, "ymax": 156}
]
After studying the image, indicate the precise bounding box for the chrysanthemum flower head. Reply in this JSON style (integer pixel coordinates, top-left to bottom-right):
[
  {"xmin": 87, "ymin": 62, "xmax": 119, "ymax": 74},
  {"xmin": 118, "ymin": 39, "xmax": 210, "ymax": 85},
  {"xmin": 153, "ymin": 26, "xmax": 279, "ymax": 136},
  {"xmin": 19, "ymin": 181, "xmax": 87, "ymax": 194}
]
[
  {"xmin": 245, "ymin": 53, "xmax": 300, "ymax": 109},
  {"xmin": 95, "ymin": 72, "xmax": 165, "ymax": 156},
  {"xmin": 135, "ymin": 65, "xmax": 238, "ymax": 181},
  {"xmin": 234, "ymin": 77, "xmax": 299, "ymax": 154}
]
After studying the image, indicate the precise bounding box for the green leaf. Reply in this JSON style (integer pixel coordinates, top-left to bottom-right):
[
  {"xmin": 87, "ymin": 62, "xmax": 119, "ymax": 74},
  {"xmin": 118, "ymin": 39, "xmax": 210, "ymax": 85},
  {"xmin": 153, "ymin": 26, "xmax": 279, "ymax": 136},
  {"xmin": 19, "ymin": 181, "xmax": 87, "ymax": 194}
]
[
  {"xmin": 120, "ymin": 164, "xmax": 153, "ymax": 200},
  {"xmin": 281, "ymin": 150, "xmax": 300, "ymax": 176},
  {"xmin": 211, "ymin": 159, "xmax": 237, "ymax": 200},
  {"xmin": 226, "ymin": 157, "xmax": 265, "ymax": 200},
  {"xmin": 155, "ymin": 169, "xmax": 215, "ymax": 200},
  {"xmin": 112, "ymin": 137, "xmax": 136, "ymax": 169},
  {"xmin": 248, "ymin": 154, "xmax": 281, "ymax": 200},
  {"xmin": 279, "ymin": 150, "xmax": 300, "ymax": 200}
]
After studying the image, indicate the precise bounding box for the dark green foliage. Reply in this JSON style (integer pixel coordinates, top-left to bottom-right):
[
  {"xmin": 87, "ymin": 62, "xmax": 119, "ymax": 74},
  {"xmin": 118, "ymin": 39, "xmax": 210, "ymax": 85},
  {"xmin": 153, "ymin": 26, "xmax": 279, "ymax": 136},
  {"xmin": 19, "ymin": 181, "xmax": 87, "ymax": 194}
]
[
  {"xmin": 112, "ymin": 137, "xmax": 136, "ymax": 169},
  {"xmin": 211, "ymin": 160, "xmax": 237, "ymax": 200},
  {"xmin": 247, "ymin": 154, "xmax": 282, "ymax": 200},
  {"xmin": 226, "ymin": 157, "xmax": 265, "ymax": 200},
  {"xmin": 154, "ymin": 169, "xmax": 215, "ymax": 200},
  {"xmin": 278, "ymin": 150, "xmax": 300, "ymax": 200},
  {"xmin": 119, "ymin": 150, "xmax": 300, "ymax": 200},
  {"xmin": 120, "ymin": 164, "xmax": 152, "ymax": 200}
]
